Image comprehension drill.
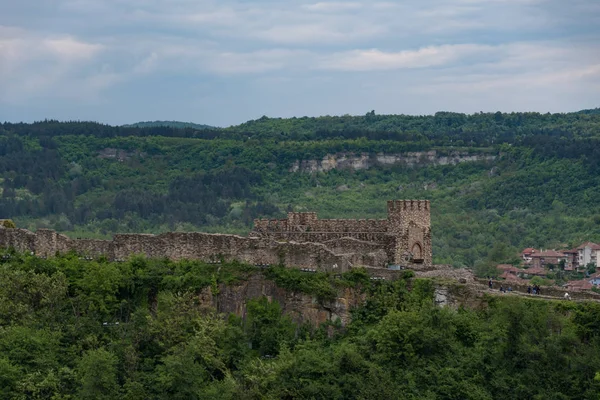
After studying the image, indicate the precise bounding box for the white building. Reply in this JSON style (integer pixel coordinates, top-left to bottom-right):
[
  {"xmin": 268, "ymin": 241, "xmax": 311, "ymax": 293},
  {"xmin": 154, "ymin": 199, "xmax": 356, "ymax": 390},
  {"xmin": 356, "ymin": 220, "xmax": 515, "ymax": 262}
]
[{"xmin": 577, "ymin": 242, "xmax": 600, "ymax": 267}]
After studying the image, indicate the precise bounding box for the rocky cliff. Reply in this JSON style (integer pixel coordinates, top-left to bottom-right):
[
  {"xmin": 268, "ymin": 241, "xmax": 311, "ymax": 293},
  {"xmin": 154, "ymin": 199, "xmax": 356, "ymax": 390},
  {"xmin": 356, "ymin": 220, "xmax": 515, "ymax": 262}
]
[
  {"xmin": 198, "ymin": 274, "xmax": 368, "ymax": 327},
  {"xmin": 197, "ymin": 269, "xmax": 486, "ymax": 328},
  {"xmin": 290, "ymin": 151, "xmax": 497, "ymax": 173}
]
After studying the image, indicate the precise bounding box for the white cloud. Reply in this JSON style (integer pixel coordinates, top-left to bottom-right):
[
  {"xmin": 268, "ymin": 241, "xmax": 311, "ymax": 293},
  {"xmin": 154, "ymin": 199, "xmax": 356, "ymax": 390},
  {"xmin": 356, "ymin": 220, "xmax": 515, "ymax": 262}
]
[
  {"xmin": 204, "ymin": 49, "xmax": 311, "ymax": 74},
  {"xmin": 43, "ymin": 37, "xmax": 103, "ymax": 60},
  {"xmin": 410, "ymin": 41, "xmax": 600, "ymax": 95},
  {"xmin": 318, "ymin": 44, "xmax": 496, "ymax": 71},
  {"xmin": 0, "ymin": 28, "xmax": 107, "ymax": 103},
  {"xmin": 302, "ymin": 2, "xmax": 364, "ymax": 12}
]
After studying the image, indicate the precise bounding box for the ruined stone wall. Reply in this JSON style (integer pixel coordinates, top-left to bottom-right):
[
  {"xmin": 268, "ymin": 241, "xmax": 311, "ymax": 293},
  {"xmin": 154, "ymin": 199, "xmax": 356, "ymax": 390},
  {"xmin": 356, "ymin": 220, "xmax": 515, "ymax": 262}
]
[
  {"xmin": 71, "ymin": 238, "xmax": 113, "ymax": 257},
  {"xmin": 251, "ymin": 212, "xmax": 393, "ymax": 264},
  {"xmin": 34, "ymin": 229, "xmax": 72, "ymax": 256},
  {"xmin": 250, "ymin": 231, "xmax": 391, "ymax": 245},
  {"xmin": 0, "ymin": 228, "xmax": 35, "ymax": 253},
  {"xmin": 252, "ymin": 200, "xmax": 432, "ymax": 268},
  {"xmin": 0, "ymin": 228, "xmax": 359, "ymax": 271},
  {"xmin": 253, "ymin": 214, "xmax": 388, "ymax": 234},
  {"xmin": 0, "ymin": 199, "xmax": 431, "ymax": 270},
  {"xmin": 322, "ymin": 237, "xmax": 390, "ymax": 255}
]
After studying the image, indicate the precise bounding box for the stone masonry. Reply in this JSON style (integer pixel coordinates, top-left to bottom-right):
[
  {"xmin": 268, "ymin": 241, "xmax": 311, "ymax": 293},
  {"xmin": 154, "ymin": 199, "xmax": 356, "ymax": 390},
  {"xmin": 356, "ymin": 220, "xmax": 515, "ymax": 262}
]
[
  {"xmin": 251, "ymin": 200, "xmax": 432, "ymax": 268},
  {"xmin": 0, "ymin": 200, "xmax": 432, "ymax": 271}
]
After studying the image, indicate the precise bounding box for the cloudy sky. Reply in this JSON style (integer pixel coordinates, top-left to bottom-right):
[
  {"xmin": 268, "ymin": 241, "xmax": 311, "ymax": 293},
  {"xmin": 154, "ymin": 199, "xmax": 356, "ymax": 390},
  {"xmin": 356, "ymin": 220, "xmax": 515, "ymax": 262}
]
[{"xmin": 1, "ymin": 0, "xmax": 599, "ymax": 126}]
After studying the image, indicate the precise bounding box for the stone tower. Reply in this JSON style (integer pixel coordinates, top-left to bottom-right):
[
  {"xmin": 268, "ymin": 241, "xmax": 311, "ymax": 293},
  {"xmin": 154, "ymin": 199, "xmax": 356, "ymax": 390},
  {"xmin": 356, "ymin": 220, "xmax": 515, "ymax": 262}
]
[{"xmin": 387, "ymin": 200, "xmax": 432, "ymax": 267}]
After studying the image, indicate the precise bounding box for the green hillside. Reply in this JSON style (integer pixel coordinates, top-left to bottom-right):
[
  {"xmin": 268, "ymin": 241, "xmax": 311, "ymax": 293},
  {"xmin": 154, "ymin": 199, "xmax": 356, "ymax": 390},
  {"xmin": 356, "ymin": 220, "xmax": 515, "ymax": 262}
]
[{"xmin": 2, "ymin": 110, "xmax": 600, "ymax": 270}]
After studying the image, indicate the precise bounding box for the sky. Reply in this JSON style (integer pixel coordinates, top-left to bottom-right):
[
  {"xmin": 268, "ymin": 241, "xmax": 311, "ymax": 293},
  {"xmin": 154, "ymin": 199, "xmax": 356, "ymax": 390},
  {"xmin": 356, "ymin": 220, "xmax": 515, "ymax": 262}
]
[{"xmin": 0, "ymin": 0, "xmax": 599, "ymax": 127}]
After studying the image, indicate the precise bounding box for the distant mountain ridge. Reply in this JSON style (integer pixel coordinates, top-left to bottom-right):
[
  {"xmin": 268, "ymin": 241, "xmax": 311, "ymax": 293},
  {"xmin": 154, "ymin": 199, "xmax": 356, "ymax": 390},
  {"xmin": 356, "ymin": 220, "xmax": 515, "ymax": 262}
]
[
  {"xmin": 123, "ymin": 120, "xmax": 216, "ymax": 129},
  {"xmin": 577, "ymin": 108, "xmax": 600, "ymax": 115}
]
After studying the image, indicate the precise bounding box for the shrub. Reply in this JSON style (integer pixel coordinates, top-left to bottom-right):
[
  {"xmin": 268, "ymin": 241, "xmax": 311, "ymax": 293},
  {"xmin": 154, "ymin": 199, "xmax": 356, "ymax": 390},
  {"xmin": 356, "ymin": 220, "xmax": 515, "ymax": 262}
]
[{"xmin": 0, "ymin": 220, "xmax": 16, "ymax": 229}]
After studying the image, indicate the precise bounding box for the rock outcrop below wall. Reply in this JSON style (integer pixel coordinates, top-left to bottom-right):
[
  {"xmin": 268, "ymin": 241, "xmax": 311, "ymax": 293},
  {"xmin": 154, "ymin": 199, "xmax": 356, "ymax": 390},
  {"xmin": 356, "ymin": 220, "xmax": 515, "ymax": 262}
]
[
  {"xmin": 199, "ymin": 272, "xmax": 489, "ymax": 327},
  {"xmin": 198, "ymin": 274, "xmax": 368, "ymax": 327}
]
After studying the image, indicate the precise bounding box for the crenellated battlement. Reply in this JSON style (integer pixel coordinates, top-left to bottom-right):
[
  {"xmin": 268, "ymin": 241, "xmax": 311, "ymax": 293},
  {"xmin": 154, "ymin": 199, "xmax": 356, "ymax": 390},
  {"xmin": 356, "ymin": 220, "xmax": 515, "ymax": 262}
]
[{"xmin": 387, "ymin": 200, "xmax": 430, "ymax": 212}]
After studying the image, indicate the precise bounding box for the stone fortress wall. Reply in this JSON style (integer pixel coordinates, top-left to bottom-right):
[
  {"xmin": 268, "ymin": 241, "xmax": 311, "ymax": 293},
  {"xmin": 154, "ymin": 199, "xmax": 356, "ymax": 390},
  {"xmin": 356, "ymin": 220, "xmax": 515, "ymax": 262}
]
[
  {"xmin": 252, "ymin": 200, "xmax": 432, "ymax": 267},
  {"xmin": 0, "ymin": 200, "xmax": 432, "ymax": 272}
]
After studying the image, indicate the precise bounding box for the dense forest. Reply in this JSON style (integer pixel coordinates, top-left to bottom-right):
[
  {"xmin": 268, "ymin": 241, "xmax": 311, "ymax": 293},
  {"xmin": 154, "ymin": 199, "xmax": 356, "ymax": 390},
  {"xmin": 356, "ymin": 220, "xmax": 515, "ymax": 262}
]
[
  {"xmin": 0, "ymin": 252, "xmax": 599, "ymax": 399},
  {"xmin": 2, "ymin": 109, "xmax": 600, "ymax": 270}
]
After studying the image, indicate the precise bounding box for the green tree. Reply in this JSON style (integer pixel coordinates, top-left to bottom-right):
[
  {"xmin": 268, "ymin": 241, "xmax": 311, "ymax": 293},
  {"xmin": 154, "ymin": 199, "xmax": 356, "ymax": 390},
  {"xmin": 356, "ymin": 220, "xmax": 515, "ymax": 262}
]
[
  {"xmin": 0, "ymin": 357, "xmax": 20, "ymax": 398},
  {"xmin": 77, "ymin": 348, "xmax": 119, "ymax": 400},
  {"xmin": 587, "ymin": 263, "xmax": 597, "ymax": 275},
  {"xmin": 246, "ymin": 297, "xmax": 295, "ymax": 356}
]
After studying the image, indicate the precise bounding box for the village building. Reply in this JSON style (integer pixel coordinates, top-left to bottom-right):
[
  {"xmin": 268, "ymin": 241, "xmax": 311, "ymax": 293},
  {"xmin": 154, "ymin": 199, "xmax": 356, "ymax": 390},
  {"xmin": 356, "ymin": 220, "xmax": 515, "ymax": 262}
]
[
  {"xmin": 565, "ymin": 280, "xmax": 593, "ymax": 291},
  {"xmin": 563, "ymin": 271, "xmax": 600, "ymax": 292},
  {"xmin": 589, "ymin": 272, "xmax": 600, "ymax": 286},
  {"xmin": 561, "ymin": 248, "xmax": 579, "ymax": 270},
  {"xmin": 524, "ymin": 265, "xmax": 547, "ymax": 277},
  {"xmin": 521, "ymin": 248, "xmax": 537, "ymax": 264},
  {"xmin": 530, "ymin": 250, "xmax": 567, "ymax": 269},
  {"xmin": 497, "ymin": 264, "xmax": 523, "ymax": 282},
  {"xmin": 577, "ymin": 242, "xmax": 600, "ymax": 267}
]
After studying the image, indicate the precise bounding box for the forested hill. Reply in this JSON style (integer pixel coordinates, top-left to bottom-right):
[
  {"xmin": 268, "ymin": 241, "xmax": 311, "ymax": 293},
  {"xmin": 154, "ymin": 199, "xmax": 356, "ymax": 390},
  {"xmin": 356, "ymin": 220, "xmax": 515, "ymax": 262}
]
[
  {"xmin": 122, "ymin": 121, "xmax": 216, "ymax": 130},
  {"xmin": 2, "ymin": 109, "xmax": 600, "ymax": 270}
]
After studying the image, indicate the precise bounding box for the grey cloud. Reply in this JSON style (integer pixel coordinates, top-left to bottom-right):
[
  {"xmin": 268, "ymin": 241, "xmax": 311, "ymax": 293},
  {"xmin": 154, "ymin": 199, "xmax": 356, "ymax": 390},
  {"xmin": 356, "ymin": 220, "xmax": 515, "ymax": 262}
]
[{"xmin": 0, "ymin": 0, "xmax": 598, "ymax": 124}]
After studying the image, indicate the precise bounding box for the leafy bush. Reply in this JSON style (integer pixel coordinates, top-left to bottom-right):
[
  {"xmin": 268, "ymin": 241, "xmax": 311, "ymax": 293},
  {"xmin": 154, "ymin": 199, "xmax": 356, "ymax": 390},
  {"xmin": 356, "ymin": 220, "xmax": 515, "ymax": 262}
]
[
  {"xmin": 0, "ymin": 219, "xmax": 16, "ymax": 229},
  {"xmin": 264, "ymin": 266, "xmax": 337, "ymax": 301}
]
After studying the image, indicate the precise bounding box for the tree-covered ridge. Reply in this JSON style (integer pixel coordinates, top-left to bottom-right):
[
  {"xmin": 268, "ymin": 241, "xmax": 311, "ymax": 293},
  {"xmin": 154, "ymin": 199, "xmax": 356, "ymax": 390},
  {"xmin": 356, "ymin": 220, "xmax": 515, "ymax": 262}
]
[
  {"xmin": 122, "ymin": 121, "xmax": 216, "ymax": 130},
  {"xmin": 1, "ymin": 111, "xmax": 600, "ymax": 267},
  {"xmin": 0, "ymin": 252, "xmax": 599, "ymax": 399},
  {"xmin": 3, "ymin": 108, "xmax": 600, "ymax": 142}
]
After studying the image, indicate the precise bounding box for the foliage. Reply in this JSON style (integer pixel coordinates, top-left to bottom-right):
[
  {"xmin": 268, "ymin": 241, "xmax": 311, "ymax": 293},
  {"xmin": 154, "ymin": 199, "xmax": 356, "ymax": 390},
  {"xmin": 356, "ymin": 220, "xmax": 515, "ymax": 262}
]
[
  {"xmin": 0, "ymin": 253, "xmax": 600, "ymax": 398},
  {"xmin": 0, "ymin": 220, "xmax": 16, "ymax": 229},
  {"xmin": 263, "ymin": 266, "xmax": 338, "ymax": 301}
]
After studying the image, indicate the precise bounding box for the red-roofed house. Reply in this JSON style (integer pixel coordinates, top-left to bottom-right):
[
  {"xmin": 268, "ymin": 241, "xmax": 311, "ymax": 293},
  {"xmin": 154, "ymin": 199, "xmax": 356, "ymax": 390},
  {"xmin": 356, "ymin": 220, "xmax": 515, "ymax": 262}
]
[
  {"xmin": 502, "ymin": 271, "xmax": 524, "ymax": 282},
  {"xmin": 521, "ymin": 248, "xmax": 537, "ymax": 264},
  {"xmin": 566, "ymin": 280, "xmax": 593, "ymax": 291},
  {"xmin": 497, "ymin": 264, "xmax": 523, "ymax": 281},
  {"xmin": 530, "ymin": 250, "xmax": 567, "ymax": 269},
  {"xmin": 525, "ymin": 265, "xmax": 547, "ymax": 277}
]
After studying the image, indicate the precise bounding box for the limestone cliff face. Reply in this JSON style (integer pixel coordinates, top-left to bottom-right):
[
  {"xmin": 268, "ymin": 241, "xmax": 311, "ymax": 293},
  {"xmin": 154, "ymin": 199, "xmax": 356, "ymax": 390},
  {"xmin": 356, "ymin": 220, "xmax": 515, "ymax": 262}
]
[
  {"xmin": 290, "ymin": 151, "xmax": 496, "ymax": 173},
  {"xmin": 198, "ymin": 274, "xmax": 367, "ymax": 327},
  {"xmin": 197, "ymin": 272, "xmax": 487, "ymax": 327}
]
